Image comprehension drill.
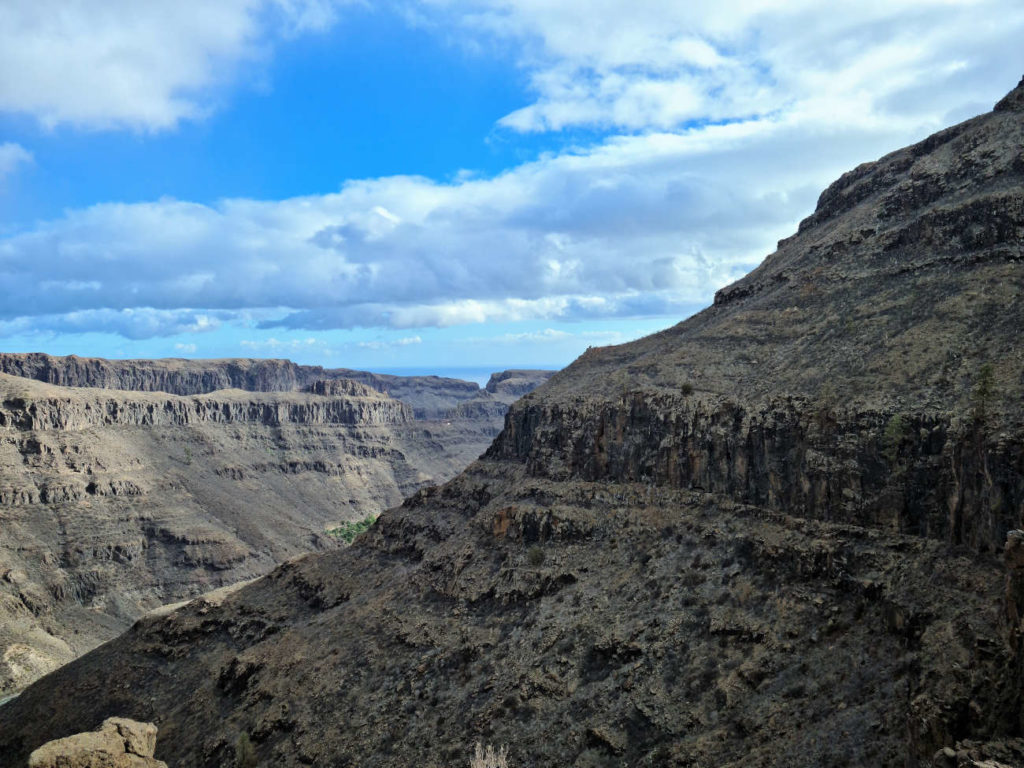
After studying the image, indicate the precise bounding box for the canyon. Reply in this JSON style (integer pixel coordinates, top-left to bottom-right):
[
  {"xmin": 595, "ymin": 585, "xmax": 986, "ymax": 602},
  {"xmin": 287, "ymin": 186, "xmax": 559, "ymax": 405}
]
[
  {"xmin": 0, "ymin": 362, "xmax": 552, "ymax": 696},
  {"xmin": 0, "ymin": 78, "xmax": 1022, "ymax": 767}
]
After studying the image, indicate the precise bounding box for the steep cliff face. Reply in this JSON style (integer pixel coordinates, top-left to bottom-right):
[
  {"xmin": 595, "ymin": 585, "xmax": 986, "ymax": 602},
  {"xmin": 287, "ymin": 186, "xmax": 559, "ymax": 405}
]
[
  {"xmin": 329, "ymin": 369, "xmax": 485, "ymax": 419},
  {"xmin": 0, "ymin": 354, "xmax": 320, "ymax": 396},
  {"xmin": 485, "ymin": 370, "xmax": 557, "ymax": 399},
  {"xmin": 0, "ymin": 354, "xmax": 523, "ymax": 420},
  {"xmin": 491, "ymin": 73, "xmax": 1024, "ymax": 555},
  {"xmin": 447, "ymin": 370, "xmax": 557, "ymax": 422},
  {"xmin": 1, "ymin": 80, "xmax": 1022, "ymax": 768},
  {"xmin": 493, "ymin": 394, "xmax": 1024, "ymax": 554},
  {"xmin": 0, "ymin": 362, "xmax": 555, "ymax": 697},
  {"xmin": 0, "ymin": 378, "xmax": 411, "ymax": 432}
]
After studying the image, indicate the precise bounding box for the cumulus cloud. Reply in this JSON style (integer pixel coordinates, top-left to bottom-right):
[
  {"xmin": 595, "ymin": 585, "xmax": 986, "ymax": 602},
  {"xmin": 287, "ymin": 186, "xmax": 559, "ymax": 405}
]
[
  {"xmin": 0, "ymin": 0, "xmax": 355, "ymax": 130},
  {"xmin": 0, "ymin": 308, "xmax": 228, "ymax": 339},
  {"xmin": 357, "ymin": 335, "xmax": 423, "ymax": 350},
  {"xmin": 0, "ymin": 119, "xmax": 828, "ymax": 337},
  {"xmin": 0, "ymin": 143, "xmax": 32, "ymax": 181},
  {"xmin": 429, "ymin": 0, "xmax": 1024, "ymax": 134},
  {"xmin": 1, "ymin": 2, "xmax": 1022, "ymax": 340}
]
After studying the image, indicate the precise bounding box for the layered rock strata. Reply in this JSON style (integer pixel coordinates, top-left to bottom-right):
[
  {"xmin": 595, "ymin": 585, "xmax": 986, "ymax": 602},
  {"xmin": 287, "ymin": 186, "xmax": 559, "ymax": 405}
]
[
  {"xmin": 0, "ymin": 354, "xmax": 320, "ymax": 397},
  {"xmin": 2, "ymin": 77, "xmax": 1022, "ymax": 768},
  {"xmin": 447, "ymin": 370, "xmax": 557, "ymax": 422},
  {"xmin": 0, "ymin": 354, "xmax": 552, "ymax": 421}
]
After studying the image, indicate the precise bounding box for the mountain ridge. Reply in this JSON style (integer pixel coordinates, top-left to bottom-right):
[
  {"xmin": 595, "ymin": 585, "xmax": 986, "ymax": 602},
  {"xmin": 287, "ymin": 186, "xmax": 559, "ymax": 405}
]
[{"xmin": 0, "ymin": 354, "xmax": 555, "ymax": 420}]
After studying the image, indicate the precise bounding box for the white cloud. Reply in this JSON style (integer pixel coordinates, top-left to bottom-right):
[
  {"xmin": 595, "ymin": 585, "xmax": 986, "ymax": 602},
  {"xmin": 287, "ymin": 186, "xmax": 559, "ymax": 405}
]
[
  {"xmin": 174, "ymin": 343, "xmax": 198, "ymax": 354},
  {"xmin": 0, "ymin": 308, "xmax": 228, "ymax": 339},
  {"xmin": 0, "ymin": 143, "xmax": 32, "ymax": 181},
  {"xmin": 240, "ymin": 336, "xmax": 320, "ymax": 350},
  {"xmin": 0, "ymin": 0, "xmax": 356, "ymax": 130},
  {"xmin": 0, "ymin": 133, "xmax": 786, "ymax": 336},
  {"xmin": 427, "ymin": 0, "xmax": 1024, "ymax": 134},
  {"xmin": 356, "ymin": 335, "xmax": 423, "ymax": 350},
  {"xmin": 9, "ymin": 1, "xmax": 1016, "ymax": 134},
  {"xmin": 484, "ymin": 328, "xmax": 572, "ymax": 343}
]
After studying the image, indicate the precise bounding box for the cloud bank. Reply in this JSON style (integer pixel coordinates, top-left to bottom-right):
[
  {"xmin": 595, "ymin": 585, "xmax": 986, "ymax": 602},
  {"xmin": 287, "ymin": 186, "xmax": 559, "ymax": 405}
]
[
  {"xmin": 432, "ymin": 0, "xmax": 1024, "ymax": 134},
  {"xmin": 2, "ymin": 0, "xmax": 1022, "ymax": 341}
]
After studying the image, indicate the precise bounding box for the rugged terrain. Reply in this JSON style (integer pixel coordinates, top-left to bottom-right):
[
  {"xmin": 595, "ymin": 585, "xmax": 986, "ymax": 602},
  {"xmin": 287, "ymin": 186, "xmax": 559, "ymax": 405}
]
[
  {"xmin": 1, "ymin": 79, "xmax": 1022, "ymax": 767},
  {"xmin": 0, "ymin": 354, "xmax": 554, "ymax": 420},
  {"xmin": 0, "ymin": 366, "xmax": 550, "ymax": 696}
]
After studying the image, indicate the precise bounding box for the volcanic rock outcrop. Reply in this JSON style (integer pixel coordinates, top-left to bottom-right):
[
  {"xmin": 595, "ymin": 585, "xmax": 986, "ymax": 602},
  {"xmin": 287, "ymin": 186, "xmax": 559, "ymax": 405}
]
[
  {"xmin": 0, "ymin": 354, "xmax": 324, "ymax": 397},
  {"xmin": 1, "ymin": 79, "xmax": 1023, "ymax": 767},
  {"xmin": 447, "ymin": 370, "xmax": 558, "ymax": 421}
]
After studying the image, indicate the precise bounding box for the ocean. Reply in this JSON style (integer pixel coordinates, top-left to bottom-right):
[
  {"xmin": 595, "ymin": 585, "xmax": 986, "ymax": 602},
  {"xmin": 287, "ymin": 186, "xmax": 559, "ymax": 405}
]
[{"xmin": 372, "ymin": 366, "xmax": 559, "ymax": 387}]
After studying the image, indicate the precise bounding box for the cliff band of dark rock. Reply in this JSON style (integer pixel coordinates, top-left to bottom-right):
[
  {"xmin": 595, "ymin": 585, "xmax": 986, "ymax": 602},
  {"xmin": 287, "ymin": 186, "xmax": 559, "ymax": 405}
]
[{"xmin": 1, "ymin": 79, "xmax": 1023, "ymax": 767}]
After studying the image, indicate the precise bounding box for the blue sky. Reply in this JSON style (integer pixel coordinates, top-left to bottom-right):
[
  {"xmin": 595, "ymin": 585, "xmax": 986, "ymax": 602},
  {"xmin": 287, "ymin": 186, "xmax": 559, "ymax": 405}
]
[{"xmin": 1, "ymin": 1, "xmax": 1022, "ymax": 373}]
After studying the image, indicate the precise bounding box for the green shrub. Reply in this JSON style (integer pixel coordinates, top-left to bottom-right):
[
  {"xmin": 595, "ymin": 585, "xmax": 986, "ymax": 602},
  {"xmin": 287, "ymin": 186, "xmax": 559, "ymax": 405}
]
[
  {"xmin": 325, "ymin": 514, "xmax": 378, "ymax": 545},
  {"xmin": 680, "ymin": 383, "xmax": 694, "ymax": 396},
  {"xmin": 882, "ymin": 414, "xmax": 908, "ymax": 465},
  {"xmin": 526, "ymin": 545, "xmax": 545, "ymax": 566},
  {"xmin": 235, "ymin": 732, "xmax": 257, "ymax": 768}
]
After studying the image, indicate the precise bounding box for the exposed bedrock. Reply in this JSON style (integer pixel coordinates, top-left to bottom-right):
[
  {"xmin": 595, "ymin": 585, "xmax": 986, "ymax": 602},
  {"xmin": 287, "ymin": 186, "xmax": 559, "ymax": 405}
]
[
  {"xmin": 0, "ymin": 354, "xmax": 318, "ymax": 396},
  {"xmin": 494, "ymin": 394, "xmax": 1024, "ymax": 553},
  {"xmin": 0, "ymin": 354, "xmax": 556, "ymax": 421},
  {"xmin": 0, "ymin": 382, "xmax": 411, "ymax": 432}
]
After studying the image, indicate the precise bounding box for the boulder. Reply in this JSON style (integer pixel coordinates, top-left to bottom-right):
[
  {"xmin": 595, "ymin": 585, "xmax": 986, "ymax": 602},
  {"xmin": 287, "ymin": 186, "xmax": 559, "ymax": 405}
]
[{"xmin": 28, "ymin": 718, "xmax": 165, "ymax": 768}]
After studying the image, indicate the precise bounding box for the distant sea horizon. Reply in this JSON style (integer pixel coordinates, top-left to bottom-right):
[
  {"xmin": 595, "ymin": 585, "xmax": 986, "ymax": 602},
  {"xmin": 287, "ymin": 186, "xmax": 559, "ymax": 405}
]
[{"xmin": 371, "ymin": 365, "xmax": 562, "ymax": 387}]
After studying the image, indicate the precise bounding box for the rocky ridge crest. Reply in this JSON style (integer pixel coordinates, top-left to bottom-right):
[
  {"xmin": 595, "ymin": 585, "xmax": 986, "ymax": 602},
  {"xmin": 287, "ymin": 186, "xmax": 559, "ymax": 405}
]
[{"xmin": 0, "ymin": 354, "xmax": 548, "ymax": 420}]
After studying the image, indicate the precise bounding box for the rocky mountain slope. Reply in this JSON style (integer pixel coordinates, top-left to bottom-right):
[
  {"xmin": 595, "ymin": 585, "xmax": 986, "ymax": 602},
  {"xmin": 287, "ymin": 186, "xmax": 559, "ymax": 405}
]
[{"xmin": 1, "ymin": 79, "xmax": 1022, "ymax": 767}]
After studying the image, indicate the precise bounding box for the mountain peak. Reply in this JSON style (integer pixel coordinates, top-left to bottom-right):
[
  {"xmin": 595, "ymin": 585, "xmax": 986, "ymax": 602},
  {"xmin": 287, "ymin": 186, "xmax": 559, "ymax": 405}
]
[{"xmin": 994, "ymin": 74, "xmax": 1024, "ymax": 111}]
